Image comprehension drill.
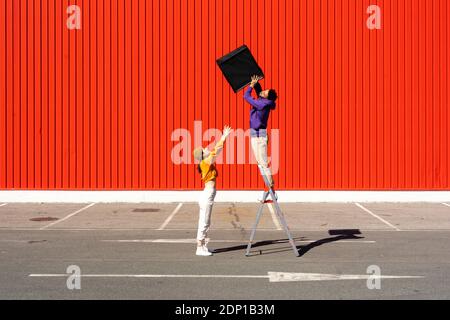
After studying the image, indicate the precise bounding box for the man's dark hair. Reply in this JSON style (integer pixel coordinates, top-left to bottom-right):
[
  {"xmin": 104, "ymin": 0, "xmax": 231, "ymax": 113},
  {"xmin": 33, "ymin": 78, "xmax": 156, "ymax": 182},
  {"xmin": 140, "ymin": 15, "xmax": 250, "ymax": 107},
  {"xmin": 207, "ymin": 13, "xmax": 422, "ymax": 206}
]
[{"xmin": 268, "ymin": 89, "xmax": 278, "ymax": 101}]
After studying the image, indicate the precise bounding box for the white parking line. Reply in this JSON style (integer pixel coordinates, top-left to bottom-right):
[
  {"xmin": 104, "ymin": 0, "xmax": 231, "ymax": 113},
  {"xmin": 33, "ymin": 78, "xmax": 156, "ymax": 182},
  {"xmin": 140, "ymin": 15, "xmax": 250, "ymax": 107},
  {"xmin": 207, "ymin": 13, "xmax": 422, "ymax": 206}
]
[
  {"xmin": 29, "ymin": 273, "xmax": 268, "ymax": 279},
  {"xmin": 157, "ymin": 203, "xmax": 183, "ymax": 230},
  {"xmin": 442, "ymin": 203, "xmax": 450, "ymax": 208},
  {"xmin": 0, "ymin": 203, "xmax": 7, "ymax": 207},
  {"xmin": 354, "ymin": 203, "xmax": 401, "ymax": 231},
  {"xmin": 29, "ymin": 272, "xmax": 423, "ymax": 283},
  {"xmin": 40, "ymin": 203, "xmax": 96, "ymax": 230}
]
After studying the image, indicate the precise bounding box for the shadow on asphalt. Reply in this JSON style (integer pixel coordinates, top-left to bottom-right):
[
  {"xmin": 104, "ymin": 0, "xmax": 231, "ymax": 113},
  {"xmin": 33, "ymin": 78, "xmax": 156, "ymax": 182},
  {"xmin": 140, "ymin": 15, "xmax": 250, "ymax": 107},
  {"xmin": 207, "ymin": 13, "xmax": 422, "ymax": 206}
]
[{"xmin": 212, "ymin": 229, "xmax": 364, "ymax": 257}]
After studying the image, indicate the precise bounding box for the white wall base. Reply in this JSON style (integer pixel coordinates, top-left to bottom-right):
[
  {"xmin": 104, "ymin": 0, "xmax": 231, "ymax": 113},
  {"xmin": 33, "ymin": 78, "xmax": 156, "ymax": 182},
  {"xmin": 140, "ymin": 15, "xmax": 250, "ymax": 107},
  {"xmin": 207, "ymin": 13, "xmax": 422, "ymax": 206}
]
[{"xmin": 0, "ymin": 190, "xmax": 450, "ymax": 203}]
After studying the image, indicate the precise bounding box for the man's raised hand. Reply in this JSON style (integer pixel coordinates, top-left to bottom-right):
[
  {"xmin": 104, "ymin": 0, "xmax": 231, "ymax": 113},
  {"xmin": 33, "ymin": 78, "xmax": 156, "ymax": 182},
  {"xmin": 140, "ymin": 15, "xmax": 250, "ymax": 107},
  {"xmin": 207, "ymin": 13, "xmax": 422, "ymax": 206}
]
[{"xmin": 249, "ymin": 75, "xmax": 261, "ymax": 88}]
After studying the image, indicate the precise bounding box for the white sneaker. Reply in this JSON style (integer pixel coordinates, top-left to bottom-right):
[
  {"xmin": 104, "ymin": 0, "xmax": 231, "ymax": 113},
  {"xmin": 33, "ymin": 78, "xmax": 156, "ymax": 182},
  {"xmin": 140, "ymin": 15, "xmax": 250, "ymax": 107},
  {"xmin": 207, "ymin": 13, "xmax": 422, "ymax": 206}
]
[
  {"xmin": 196, "ymin": 246, "xmax": 213, "ymax": 256},
  {"xmin": 203, "ymin": 245, "xmax": 214, "ymax": 253}
]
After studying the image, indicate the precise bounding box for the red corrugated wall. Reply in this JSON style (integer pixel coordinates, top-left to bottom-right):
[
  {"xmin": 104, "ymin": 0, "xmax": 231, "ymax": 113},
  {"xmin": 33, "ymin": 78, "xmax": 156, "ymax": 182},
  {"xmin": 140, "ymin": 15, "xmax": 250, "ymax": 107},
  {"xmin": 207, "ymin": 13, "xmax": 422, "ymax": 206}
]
[{"xmin": 0, "ymin": 0, "xmax": 449, "ymax": 191}]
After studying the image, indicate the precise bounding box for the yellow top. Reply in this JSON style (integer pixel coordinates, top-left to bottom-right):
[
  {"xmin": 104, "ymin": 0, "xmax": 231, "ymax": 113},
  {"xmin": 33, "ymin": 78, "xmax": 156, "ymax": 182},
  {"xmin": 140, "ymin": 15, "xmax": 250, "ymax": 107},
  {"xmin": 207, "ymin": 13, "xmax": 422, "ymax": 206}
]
[{"xmin": 199, "ymin": 140, "xmax": 224, "ymax": 184}]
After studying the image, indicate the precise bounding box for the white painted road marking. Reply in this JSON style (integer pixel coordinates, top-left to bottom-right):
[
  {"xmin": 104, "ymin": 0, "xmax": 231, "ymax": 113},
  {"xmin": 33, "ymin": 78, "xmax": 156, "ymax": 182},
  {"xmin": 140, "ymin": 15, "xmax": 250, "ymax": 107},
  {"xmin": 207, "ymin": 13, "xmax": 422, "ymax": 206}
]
[
  {"xmin": 267, "ymin": 204, "xmax": 282, "ymax": 230},
  {"xmin": 158, "ymin": 203, "xmax": 183, "ymax": 230},
  {"xmin": 266, "ymin": 272, "xmax": 424, "ymax": 282},
  {"xmin": 40, "ymin": 203, "xmax": 96, "ymax": 230},
  {"xmin": 355, "ymin": 203, "xmax": 401, "ymax": 231},
  {"xmin": 29, "ymin": 274, "xmax": 268, "ymax": 279},
  {"xmin": 0, "ymin": 203, "xmax": 7, "ymax": 207},
  {"xmin": 29, "ymin": 272, "xmax": 423, "ymax": 283},
  {"xmin": 442, "ymin": 203, "xmax": 450, "ymax": 208},
  {"xmin": 101, "ymin": 239, "xmax": 376, "ymax": 244}
]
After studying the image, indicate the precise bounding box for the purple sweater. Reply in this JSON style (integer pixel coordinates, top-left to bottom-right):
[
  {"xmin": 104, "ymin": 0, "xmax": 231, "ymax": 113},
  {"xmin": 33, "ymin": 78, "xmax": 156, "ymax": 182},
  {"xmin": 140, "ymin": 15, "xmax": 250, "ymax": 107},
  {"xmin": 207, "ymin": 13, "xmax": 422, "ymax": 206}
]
[{"xmin": 244, "ymin": 87, "xmax": 276, "ymax": 130}]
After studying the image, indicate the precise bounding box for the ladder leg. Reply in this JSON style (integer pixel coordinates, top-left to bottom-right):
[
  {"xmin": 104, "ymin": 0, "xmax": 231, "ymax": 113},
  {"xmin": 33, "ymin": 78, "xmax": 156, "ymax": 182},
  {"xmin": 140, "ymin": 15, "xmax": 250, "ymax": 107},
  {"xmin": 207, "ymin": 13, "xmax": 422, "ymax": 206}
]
[
  {"xmin": 254, "ymin": 165, "xmax": 299, "ymax": 257},
  {"xmin": 245, "ymin": 192, "xmax": 268, "ymax": 257},
  {"xmin": 269, "ymin": 190, "xmax": 300, "ymax": 257}
]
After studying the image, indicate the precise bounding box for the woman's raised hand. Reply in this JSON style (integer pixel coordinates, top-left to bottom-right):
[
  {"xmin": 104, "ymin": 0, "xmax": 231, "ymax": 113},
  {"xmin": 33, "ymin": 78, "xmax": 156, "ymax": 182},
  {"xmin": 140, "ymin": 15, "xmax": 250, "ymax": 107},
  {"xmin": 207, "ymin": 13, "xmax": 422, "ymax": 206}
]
[{"xmin": 221, "ymin": 125, "xmax": 232, "ymax": 141}]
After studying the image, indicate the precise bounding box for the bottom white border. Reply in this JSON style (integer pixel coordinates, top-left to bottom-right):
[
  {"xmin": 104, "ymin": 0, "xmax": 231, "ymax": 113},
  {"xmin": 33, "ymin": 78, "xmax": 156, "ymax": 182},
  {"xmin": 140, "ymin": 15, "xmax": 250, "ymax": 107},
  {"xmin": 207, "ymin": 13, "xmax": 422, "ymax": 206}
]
[{"xmin": 0, "ymin": 190, "xmax": 450, "ymax": 203}]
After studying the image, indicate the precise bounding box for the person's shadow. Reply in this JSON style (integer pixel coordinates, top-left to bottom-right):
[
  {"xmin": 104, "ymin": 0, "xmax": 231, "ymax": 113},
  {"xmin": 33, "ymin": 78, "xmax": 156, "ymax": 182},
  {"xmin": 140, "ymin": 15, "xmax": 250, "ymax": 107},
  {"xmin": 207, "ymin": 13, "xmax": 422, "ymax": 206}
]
[
  {"xmin": 212, "ymin": 236, "xmax": 309, "ymax": 254},
  {"xmin": 212, "ymin": 229, "xmax": 364, "ymax": 257},
  {"xmin": 296, "ymin": 229, "xmax": 364, "ymax": 257}
]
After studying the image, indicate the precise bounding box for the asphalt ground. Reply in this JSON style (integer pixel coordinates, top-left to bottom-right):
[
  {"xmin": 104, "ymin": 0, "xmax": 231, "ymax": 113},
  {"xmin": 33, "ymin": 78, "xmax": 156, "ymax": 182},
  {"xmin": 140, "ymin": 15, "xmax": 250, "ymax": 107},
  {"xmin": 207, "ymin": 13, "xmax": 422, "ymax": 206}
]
[{"xmin": 1, "ymin": 201, "xmax": 450, "ymax": 299}]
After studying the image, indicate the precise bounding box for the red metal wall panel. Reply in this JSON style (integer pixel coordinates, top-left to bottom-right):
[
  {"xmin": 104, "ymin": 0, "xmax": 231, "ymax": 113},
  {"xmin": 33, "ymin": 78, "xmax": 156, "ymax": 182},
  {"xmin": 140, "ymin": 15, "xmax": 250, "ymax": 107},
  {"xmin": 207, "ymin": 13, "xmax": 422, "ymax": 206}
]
[{"xmin": 0, "ymin": 0, "xmax": 449, "ymax": 190}]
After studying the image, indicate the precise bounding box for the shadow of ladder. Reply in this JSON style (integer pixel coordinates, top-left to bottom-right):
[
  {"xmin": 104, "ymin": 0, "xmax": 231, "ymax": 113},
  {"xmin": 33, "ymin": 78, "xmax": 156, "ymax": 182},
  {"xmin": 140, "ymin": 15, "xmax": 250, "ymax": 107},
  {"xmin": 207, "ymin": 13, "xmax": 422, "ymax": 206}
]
[{"xmin": 245, "ymin": 165, "xmax": 300, "ymax": 257}]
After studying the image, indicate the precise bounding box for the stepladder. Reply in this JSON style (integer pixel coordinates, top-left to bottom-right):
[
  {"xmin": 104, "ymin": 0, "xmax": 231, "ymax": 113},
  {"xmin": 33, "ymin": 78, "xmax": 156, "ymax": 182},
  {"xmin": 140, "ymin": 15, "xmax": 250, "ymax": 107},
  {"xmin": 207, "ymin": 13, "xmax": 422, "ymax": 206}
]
[{"xmin": 245, "ymin": 165, "xmax": 300, "ymax": 257}]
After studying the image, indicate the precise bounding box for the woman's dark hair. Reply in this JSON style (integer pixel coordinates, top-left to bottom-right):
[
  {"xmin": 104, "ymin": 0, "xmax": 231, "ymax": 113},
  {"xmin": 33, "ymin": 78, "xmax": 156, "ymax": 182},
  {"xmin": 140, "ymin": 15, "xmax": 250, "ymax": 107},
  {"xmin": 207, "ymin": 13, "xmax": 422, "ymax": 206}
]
[
  {"xmin": 268, "ymin": 89, "xmax": 278, "ymax": 101},
  {"xmin": 197, "ymin": 150, "xmax": 203, "ymax": 175}
]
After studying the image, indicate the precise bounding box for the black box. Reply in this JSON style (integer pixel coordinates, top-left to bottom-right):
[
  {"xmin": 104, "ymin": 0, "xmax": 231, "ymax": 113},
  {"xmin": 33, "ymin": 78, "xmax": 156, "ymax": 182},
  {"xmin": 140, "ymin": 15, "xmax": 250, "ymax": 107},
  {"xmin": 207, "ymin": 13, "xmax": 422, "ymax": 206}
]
[{"xmin": 216, "ymin": 45, "xmax": 264, "ymax": 93}]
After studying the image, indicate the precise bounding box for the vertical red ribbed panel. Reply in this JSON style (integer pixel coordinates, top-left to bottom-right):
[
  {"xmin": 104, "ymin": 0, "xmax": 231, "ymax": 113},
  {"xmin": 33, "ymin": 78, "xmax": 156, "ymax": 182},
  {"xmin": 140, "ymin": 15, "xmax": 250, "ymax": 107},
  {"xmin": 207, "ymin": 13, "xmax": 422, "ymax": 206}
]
[{"xmin": 0, "ymin": 0, "xmax": 449, "ymax": 190}]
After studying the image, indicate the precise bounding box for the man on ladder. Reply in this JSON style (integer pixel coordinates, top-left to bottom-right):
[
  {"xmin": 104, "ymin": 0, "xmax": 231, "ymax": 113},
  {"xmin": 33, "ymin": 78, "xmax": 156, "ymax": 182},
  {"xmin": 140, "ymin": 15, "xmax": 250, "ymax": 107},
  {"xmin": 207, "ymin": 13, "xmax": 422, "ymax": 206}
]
[
  {"xmin": 244, "ymin": 76, "xmax": 299, "ymax": 257},
  {"xmin": 244, "ymin": 75, "xmax": 278, "ymax": 190}
]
